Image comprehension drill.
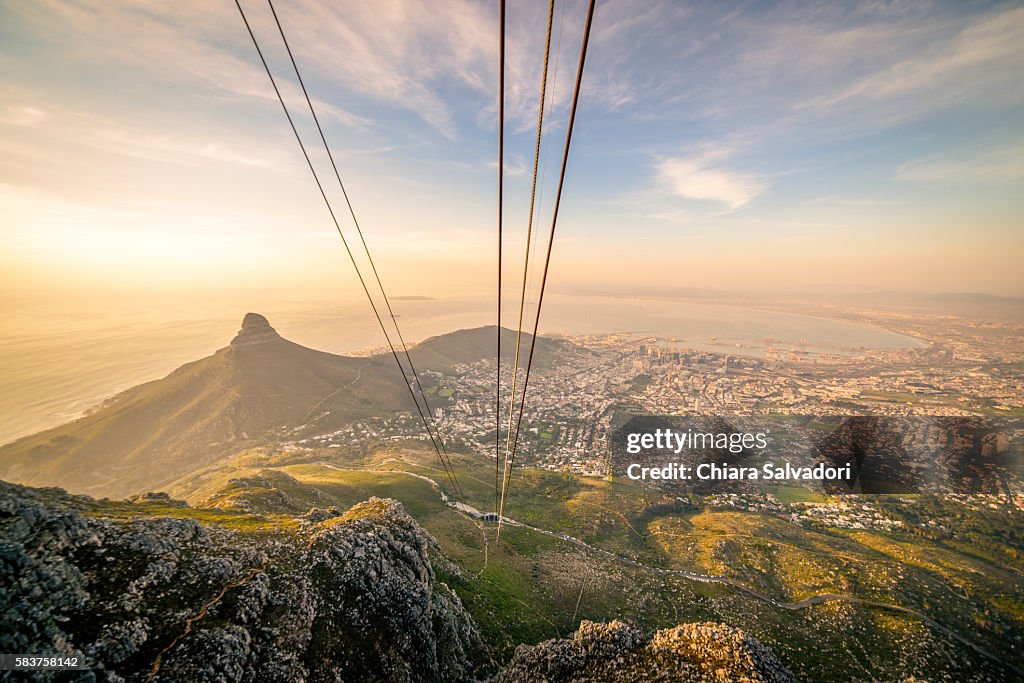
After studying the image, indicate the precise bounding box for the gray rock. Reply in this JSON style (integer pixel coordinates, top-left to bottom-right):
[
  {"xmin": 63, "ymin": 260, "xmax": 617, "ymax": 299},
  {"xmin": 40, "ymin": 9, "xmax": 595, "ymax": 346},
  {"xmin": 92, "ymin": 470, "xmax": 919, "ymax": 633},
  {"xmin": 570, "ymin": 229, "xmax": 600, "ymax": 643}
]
[
  {"xmin": 494, "ymin": 619, "xmax": 797, "ymax": 683},
  {"xmin": 0, "ymin": 482, "xmax": 483, "ymax": 682}
]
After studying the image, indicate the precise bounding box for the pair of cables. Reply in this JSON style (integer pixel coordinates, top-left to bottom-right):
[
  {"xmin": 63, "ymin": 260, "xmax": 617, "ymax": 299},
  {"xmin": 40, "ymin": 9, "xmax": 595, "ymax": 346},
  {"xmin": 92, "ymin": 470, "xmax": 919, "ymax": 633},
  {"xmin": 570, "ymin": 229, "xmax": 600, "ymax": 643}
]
[
  {"xmin": 234, "ymin": 0, "xmax": 462, "ymax": 497},
  {"xmin": 495, "ymin": 0, "xmax": 597, "ymax": 538}
]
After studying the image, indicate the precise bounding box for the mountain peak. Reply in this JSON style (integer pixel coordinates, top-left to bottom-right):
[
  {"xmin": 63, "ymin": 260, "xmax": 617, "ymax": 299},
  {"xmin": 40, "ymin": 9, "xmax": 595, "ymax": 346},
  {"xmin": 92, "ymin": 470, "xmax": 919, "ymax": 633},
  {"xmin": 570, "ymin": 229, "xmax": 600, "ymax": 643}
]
[{"xmin": 231, "ymin": 312, "xmax": 281, "ymax": 348}]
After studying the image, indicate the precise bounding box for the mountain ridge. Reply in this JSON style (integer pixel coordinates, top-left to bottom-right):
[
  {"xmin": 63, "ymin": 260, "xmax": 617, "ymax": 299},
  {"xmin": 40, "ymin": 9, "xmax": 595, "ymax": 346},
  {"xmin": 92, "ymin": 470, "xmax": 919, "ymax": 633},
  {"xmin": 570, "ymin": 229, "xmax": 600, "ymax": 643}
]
[{"xmin": 0, "ymin": 314, "xmax": 560, "ymax": 499}]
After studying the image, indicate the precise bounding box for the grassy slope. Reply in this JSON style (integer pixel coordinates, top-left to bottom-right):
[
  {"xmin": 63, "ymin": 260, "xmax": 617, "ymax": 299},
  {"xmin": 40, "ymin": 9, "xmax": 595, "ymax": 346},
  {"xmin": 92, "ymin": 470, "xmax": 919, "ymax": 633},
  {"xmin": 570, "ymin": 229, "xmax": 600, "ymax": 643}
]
[{"xmin": 145, "ymin": 446, "xmax": 1024, "ymax": 680}]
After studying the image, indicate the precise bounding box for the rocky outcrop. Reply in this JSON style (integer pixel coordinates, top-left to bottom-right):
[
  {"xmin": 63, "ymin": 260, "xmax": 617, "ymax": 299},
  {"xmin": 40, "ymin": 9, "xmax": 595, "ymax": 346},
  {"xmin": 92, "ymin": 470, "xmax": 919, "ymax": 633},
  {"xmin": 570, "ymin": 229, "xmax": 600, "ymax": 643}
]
[
  {"xmin": 230, "ymin": 312, "xmax": 282, "ymax": 348},
  {"xmin": 294, "ymin": 499, "xmax": 482, "ymax": 681},
  {"xmin": 199, "ymin": 469, "xmax": 327, "ymax": 514},
  {"xmin": 0, "ymin": 481, "xmax": 483, "ymax": 682},
  {"xmin": 126, "ymin": 491, "xmax": 189, "ymax": 507},
  {"xmin": 1, "ymin": 479, "xmax": 801, "ymax": 682},
  {"xmin": 494, "ymin": 619, "xmax": 797, "ymax": 683}
]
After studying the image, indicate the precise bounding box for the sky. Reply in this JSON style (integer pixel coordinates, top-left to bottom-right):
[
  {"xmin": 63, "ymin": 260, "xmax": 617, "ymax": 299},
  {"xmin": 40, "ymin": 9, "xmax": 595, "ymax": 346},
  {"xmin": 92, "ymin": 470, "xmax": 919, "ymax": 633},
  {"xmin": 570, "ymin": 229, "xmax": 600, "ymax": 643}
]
[{"xmin": 1, "ymin": 0, "xmax": 1023, "ymax": 307}]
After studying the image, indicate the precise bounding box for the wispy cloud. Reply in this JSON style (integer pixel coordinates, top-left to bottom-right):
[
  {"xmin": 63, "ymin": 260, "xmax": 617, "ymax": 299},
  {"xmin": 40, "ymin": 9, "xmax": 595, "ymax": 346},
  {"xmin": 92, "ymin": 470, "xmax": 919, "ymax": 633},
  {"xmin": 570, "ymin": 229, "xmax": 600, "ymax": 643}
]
[
  {"xmin": 3, "ymin": 0, "xmax": 372, "ymax": 129},
  {"xmin": 260, "ymin": 0, "xmax": 495, "ymax": 138},
  {"xmin": 0, "ymin": 95, "xmax": 285, "ymax": 171},
  {"xmin": 573, "ymin": 2, "xmax": 1024, "ymax": 141},
  {"xmin": 656, "ymin": 154, "xmax": 766, "ymax": 211},
  {"xmin": 795, "ymin": 6, "xmax": 1024, "ymax": 128},
  {"xmin": 897, "ymin": 144, "xmax": 1024, "ymax": 183},
  {"xmin": 0, "ymin": 105, "xmax": 48, "ymax": 127},
  {"xmin": 485, "ymin": 155, "xmax": 528, "ymax": 177},
  {"xmin": 16, "ymin": 0, "xmax": 1019, "ymax": 146},
  {"xmin": 1, "ymin": 0, "xmax": 1021, "ymax": 296},
  {"xmin": 807, "ymin": 195, "xmax": 898, "ymax": 207}
]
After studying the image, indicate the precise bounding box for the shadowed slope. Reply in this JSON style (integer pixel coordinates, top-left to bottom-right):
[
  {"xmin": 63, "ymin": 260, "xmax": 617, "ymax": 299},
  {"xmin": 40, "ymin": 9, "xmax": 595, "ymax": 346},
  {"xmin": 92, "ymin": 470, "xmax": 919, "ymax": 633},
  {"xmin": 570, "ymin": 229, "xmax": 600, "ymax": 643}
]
[
  {"xmin": 410, "ymin": 325, "xmax": 568, "ymax": 372},
  {"xmin": 0, "ymin": 314, "xmax": 408, "ymax": 498}
]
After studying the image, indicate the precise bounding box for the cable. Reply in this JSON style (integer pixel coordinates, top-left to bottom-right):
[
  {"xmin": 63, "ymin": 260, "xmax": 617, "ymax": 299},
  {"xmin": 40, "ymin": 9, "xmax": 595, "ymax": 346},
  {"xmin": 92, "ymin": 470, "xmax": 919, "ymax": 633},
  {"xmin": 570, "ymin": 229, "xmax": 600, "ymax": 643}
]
[
  {"xmin": 526, "ymin": 0, "xmax": 566, "ymax": 304},
  {"xmin": 497, "ymin": 0, "xmax": 596, "ymax": 537},
  {"xmin": 516, "ymin": 0, "xmax": 566, "ymax": 418},
  {"xmin": 495, "ymin": 0, "xmax": 506, "ymax": 516},
  {"xmin": 233, "ymin": 0, "xmax": 462, "ymax": 497},
  {"xmin": 264, "ymin": 0, "xmax": 459, "ymax": 493},
  {"xmin": 499, "ymin": 0, "xmax": 554, "ymax": 517}
]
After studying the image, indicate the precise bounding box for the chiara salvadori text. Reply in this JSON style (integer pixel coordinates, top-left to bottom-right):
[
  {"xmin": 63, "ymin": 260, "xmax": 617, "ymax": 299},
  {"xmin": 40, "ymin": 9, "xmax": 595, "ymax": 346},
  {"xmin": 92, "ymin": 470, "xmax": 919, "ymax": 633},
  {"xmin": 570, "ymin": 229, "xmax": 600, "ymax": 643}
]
[{"xmin": 625, "ymin": 461, "xmax": 854, "ymax": 482}]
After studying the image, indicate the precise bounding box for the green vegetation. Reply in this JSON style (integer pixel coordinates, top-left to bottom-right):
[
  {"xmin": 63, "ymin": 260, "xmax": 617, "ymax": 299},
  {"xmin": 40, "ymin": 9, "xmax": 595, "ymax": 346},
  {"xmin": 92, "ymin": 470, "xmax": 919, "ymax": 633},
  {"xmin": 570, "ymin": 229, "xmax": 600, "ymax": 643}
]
[
  {"xmin": 629, "ymin": 373, "xmax": 652, "ymax": 392},
  {"xmin": 145, "ymin": 444, "xmax": 1023, "ymax": 680},
  {"xmin": 84, "ymin": 500, "xmax": 298, "ymax": 533},
  {"xmin": 769, "ymin": 486, "xmax": 829, "ymax": 504}
]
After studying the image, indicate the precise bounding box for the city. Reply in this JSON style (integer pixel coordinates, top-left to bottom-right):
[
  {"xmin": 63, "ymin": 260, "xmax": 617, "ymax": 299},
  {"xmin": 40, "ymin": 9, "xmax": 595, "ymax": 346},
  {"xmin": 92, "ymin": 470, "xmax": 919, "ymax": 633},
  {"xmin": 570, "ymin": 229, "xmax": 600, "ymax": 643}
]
[{"xmin": 283, "ymin": 306, "xmax": 1024, "ymax": 486}]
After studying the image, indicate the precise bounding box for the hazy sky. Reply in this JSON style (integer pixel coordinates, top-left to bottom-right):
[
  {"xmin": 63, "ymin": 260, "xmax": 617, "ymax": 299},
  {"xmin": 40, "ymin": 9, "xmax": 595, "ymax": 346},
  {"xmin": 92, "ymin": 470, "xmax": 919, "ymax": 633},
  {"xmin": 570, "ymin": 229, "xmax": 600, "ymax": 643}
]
[{"xmin": 1, "ymin": 0, "xmax": 1023, "ymax": 304}]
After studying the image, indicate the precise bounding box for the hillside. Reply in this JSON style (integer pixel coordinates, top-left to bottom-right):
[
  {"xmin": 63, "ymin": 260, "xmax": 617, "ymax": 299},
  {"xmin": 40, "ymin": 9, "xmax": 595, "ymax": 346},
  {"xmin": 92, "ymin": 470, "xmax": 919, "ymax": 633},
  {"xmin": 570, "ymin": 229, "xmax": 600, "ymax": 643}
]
[
  {"xmin": 0, "ymin": 314, "xmax": 409, "ymax": 498},
  {"xmin": 0, "ymin": 316, "xmax": 576, "ymax": 500},
  {"xmin": 153, "ymin": 445, "xmax": 1023, "ymax": 682},
  {"xmin": 410, "ymin": 325, "xmax": 567, "ymax": 372}
]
